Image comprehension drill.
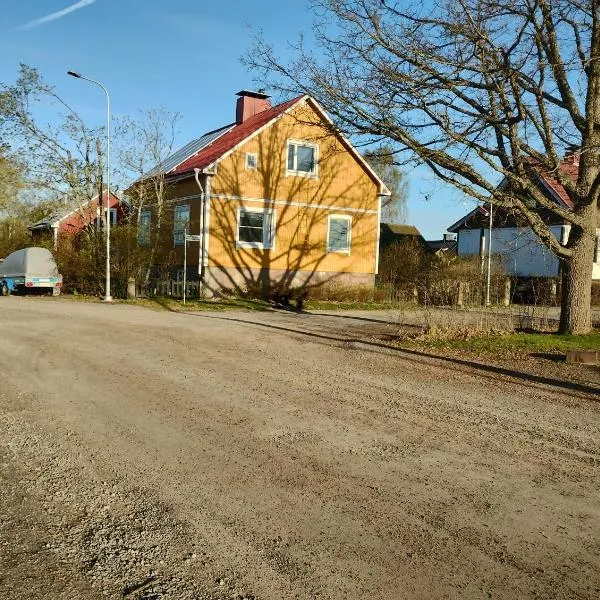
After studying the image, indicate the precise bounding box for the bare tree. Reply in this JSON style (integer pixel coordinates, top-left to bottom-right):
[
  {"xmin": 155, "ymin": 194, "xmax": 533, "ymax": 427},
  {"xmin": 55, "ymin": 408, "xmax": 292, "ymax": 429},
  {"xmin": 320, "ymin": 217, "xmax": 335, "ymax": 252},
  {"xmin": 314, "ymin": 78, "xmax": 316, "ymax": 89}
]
[
  {"xmin": 0, "ymin": 64, "xmax": 104, "ymax": 212},
  {"xmin": 116, "ymin": 108, "xmax": 181, "ymax": 285},
  {"xmin": 363, "ymin": 145, "xmax": 409, "ymax": 223},
  {"xmin": 0, "ymin": 145, "xmax": 23, "ymax": 213},
  {"xmin": 248, "ymin": 0, "xmax": 600, "ymax": 334}
]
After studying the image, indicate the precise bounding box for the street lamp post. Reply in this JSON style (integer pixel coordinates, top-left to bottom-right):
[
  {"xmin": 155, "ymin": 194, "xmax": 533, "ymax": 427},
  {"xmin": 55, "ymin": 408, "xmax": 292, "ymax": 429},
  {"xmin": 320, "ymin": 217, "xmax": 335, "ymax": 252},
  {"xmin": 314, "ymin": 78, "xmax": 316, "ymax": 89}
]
[
  {"xmin": 67, "ymin": 70, "xmax": 112, "ymax": 302},
  {"xmin": 486, "ymin": 200, "xmax": 493, "ymax": 306}
]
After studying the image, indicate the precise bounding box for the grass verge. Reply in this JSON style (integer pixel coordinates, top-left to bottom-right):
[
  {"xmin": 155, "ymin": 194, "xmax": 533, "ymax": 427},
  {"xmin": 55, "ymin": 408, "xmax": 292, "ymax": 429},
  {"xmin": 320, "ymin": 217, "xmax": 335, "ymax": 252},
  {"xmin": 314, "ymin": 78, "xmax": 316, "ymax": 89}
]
[
  {"xmin": 406, "ymin": 330, "xmax": 600, "ymax": 358},
  {"xmin": 304, "ymin": 300, "xmax": 413, "ymax": 311}
]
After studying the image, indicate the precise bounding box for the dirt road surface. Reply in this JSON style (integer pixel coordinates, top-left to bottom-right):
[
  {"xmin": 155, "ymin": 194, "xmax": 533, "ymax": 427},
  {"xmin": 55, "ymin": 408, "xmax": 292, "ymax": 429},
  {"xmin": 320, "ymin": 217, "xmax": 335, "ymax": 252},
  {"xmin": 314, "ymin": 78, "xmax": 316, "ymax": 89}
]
[{"xmin": 1, "ymin": 297, "xmax": 599, "ymax": 599}]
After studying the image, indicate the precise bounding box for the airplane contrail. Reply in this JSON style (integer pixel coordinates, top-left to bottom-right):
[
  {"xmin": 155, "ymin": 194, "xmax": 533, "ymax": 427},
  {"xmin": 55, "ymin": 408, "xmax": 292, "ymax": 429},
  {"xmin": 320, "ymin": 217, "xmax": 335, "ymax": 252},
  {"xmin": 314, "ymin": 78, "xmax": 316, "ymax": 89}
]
[{"xmin": 18, "ymin": 0, "xmax": 97, "ymax": 30}]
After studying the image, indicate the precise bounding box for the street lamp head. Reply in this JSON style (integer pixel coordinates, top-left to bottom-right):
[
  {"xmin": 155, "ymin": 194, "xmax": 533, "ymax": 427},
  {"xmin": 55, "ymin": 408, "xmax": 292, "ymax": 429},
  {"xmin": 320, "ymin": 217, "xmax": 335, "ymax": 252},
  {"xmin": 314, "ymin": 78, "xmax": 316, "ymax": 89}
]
[{"xmin": 67, "ymin": 70, "xmax": 83, "ymax": 78}]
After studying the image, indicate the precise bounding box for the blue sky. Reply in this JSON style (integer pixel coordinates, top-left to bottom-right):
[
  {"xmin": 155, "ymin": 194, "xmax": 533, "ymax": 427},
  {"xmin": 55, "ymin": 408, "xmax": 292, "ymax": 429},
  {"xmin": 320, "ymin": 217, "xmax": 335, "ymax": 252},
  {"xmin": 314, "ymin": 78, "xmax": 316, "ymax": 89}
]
[{"xmin": 0, "ymin": 0, "xmax": 473, "ymax": 239}]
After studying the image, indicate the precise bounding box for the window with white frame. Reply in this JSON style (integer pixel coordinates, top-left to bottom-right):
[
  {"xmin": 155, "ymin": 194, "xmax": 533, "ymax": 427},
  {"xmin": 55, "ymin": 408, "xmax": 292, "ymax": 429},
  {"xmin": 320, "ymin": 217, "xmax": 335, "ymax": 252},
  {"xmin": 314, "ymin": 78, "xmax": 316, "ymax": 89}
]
[
  {"xmin": 595, "ymin": 233, "xmax": 600, "ymax": 263},
  {"xmin": 246, "ymin": 152, "xmax": 258, "ymax": 170},
  {"xmin": 237, "ymin": 207, "xmax": 275, "ymax": 249},
  {"xmin": 95, "ymin": 208, "xmax": 117, "ymax": 229},
  {"xmin": 173, "ymin": 204, "xmax": 190, "ymax": 246},
  {"xmin": 327, "ymin": 215, "xmax": 352, "ymax": 253},
  {"xmin": 287, "ymin": 140, "xmax": 318, "ymax": 176},
  {"xmin": 138, "ymin": 210, "xmax": 151, "ymax": 246}
]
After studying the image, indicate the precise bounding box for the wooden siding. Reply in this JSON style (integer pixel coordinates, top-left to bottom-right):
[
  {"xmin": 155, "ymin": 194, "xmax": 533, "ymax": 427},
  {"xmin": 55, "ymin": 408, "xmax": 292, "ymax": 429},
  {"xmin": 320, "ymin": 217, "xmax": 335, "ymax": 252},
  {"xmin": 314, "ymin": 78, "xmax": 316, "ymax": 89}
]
[{"xmin": 155, "ymin": 101, "xmax": 380, "ymax": 279}]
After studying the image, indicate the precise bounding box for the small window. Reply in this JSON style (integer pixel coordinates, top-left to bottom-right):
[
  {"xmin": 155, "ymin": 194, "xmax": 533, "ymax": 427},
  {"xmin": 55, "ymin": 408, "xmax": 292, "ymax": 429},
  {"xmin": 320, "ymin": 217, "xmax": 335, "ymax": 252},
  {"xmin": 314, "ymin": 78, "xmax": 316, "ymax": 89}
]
[
  {"xmin": 138, "ymin": 210, "xmax": 151, "ymax": 246},
  {"xmin": 96, "ymin": 208, "xmax": 117, "ymax": 229},
  {"xmin": 237, "ymin": 207, "xmax": 275, "ymax": 249},
  {"xmin": 246, "ymin": 152, "xmax": 258, "ymax": 170},
  {"xmin": 327, "ymin": 215, "xmax": 351, "ymax": 253},
  {"xmin": 173, "ymin": 204, "xmax": 190, "ymax": 246},
  {"xmin": 287, "ymin": 141, "xmax": 318, "ymax": 176},
  {"xmin": 595, "ymin": 234, "xmax": 600, "ymax": 264}
]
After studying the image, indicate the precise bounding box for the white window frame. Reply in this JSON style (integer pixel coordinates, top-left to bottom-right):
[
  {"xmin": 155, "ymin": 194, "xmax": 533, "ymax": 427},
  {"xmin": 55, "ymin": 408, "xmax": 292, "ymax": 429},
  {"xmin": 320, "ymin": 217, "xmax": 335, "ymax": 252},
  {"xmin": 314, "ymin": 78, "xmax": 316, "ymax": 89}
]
[
  {"xmin": 326, "ymin": 214, "xmax": 352, "ymax": 255},
  {"xmin": 95, "ymin": 208, "xmax": 117, "ymax": 229},
  {"xmin": 236, "ymin": 206, "xmax": 276, "ymax": 250},
  {"xmin": 138, "ymin": 209, "xmax": 152, "ymax": 246},
  {"xmin": 286, "ymin": 140, "xmax": 319, "ymax": 178},
  {"xmin": 245, "ymin": 152, "xmax": 258, "ymax": 170},
  {"xmin": 173, "ymin": 204, "xmax": 190, "ymax": 246}
]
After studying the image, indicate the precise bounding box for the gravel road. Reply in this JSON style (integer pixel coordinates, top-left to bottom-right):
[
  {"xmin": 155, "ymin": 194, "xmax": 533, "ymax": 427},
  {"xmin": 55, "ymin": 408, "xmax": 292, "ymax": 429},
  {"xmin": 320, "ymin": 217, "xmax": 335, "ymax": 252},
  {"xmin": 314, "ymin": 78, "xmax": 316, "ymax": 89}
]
[{"xmin": 1, "ymin": 297, "xmax": 599, "ymax": 599}]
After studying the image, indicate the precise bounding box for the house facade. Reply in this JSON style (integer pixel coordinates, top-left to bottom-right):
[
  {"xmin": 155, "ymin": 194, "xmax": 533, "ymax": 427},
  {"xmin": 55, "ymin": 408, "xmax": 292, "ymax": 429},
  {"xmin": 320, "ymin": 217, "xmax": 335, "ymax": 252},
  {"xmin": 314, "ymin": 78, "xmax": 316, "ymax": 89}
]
[
  {"xmin": 29, "ymin": 191, "xmax": 124, "ymax": 249},
  {"xmin": 135, "ymin": 91, "xmax": 389, "ymax": 295},
  {"xmin": 448, "ymin": 154, "xmax": 600, "ymax": 280}
]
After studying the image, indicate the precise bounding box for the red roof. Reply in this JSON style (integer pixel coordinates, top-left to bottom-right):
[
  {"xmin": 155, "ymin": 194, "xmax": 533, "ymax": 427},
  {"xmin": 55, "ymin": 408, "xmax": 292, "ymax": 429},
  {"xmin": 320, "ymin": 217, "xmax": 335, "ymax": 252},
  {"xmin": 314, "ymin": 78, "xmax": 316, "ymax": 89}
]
[
  {"xmin": 170, "ymin": 96, "xmax": 304, "ymax": 176},
  {"xmin": 529, "ymin": 157, "xmax": 579, "ymax": 209}
]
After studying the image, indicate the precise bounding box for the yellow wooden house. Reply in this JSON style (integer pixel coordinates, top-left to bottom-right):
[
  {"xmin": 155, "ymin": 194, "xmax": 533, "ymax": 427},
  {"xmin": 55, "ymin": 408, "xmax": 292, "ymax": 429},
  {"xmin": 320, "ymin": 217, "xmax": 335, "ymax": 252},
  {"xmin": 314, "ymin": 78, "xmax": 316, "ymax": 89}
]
[{"xmin": 137, "ymin": 90, "xmax": 390, "ymax": 295}]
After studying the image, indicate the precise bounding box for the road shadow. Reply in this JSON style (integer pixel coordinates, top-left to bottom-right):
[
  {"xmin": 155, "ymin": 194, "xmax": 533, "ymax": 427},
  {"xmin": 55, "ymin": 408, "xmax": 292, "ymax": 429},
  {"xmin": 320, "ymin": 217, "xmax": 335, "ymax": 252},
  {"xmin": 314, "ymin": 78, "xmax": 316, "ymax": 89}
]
[
  {"xmin": 303, "ymin": 311, "xmax": 403, "ymax": 326},
  {"xmin": 181, "ymin": 311, "xmax": 600, "ymax": 399}
]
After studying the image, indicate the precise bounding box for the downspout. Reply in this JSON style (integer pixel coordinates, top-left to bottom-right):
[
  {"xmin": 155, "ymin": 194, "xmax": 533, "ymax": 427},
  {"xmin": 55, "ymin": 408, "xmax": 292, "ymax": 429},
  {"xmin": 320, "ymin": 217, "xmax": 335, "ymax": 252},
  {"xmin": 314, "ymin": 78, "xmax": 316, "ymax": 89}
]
[
  {"xmin": 375, "ymin": 194, "xmax": 384, "ymax": 276},
  {"xmin": 52, "ymin": 224, "xmax": 59, "ymax": 251},
  {"xmin": 193, "ymin": 168, "xmax": 211, "ymax": 297}
]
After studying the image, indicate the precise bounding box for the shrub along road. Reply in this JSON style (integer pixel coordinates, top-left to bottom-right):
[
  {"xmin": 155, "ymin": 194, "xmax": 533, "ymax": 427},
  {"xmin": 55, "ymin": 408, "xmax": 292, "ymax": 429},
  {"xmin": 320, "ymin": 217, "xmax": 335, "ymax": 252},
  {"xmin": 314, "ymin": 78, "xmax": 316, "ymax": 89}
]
[{"xmin": 0, "ymin": 297, "xmax": 599, "ymax": 599}]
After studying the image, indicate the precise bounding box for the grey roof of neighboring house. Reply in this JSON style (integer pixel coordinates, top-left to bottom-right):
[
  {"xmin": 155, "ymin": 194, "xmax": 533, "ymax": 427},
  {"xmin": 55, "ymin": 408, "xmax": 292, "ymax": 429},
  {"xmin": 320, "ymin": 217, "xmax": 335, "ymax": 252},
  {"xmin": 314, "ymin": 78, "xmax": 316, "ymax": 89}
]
[
  {"xmin": 29, "ymin": 213, "xmax": 66, "ymax": 230},
  {"xmin": 425, "ymin": 239, "xmax": 458, "ymax": 254},
  {"xmin": 28, "ymin": 192, "xmax": 125, "ymax": 231},
  {"xmin": 144, "ymin": 124, "xmax": 235, "ymax": 178},
  {"xmin": 381, "ymin": 224, "xmax": 422, "ymax": 236}
]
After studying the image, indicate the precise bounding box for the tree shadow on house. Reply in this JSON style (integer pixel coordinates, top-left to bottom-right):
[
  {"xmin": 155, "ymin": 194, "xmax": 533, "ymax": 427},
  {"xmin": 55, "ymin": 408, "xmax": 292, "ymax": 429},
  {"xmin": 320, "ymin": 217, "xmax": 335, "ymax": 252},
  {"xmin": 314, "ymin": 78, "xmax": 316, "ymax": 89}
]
[{"xmin": 194, "ymin": 103, "xmax": 379, "ymax": 303}]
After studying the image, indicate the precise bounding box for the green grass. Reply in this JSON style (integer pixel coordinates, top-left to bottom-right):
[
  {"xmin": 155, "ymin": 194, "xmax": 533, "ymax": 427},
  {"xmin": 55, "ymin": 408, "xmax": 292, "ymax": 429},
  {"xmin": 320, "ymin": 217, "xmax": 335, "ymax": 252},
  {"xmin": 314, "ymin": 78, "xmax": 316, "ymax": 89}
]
[
  {"xmin": 304, "ymin": 300, "xmax": 412, "ymax": 311},
  {"xmin": 415, "ymin": 330, "xmax": 600, "ymax": 356}
]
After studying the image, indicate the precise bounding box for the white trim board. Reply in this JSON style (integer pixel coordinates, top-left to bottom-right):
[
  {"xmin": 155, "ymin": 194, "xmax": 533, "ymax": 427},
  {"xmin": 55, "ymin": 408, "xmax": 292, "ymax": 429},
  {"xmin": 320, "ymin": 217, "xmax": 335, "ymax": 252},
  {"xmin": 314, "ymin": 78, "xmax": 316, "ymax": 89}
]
[
  {"xmin": 326, "ymin": 213, "xmax": 352, "ymax": 254},
  {"xmin": 198, "ymin": 95, "xmax": 391, "ymax": 197},
  {"xmin": 210, "ymin": 193, "xmax": 378, "ymax": 215},
  {"xmin": 236, "ymin": 205, "xmax": 276, "ymax": 250},
  {"xmin": 304, "ymin": 97, "xmax": 391, "ymax": 197}
]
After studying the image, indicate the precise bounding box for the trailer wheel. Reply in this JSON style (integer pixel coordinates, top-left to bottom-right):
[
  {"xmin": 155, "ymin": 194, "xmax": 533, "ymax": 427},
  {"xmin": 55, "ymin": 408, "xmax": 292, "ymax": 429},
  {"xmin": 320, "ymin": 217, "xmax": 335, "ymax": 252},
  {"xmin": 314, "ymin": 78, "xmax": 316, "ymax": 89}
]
[{"xmin": 0, "ymin": 282, "xmax": 9, "ymax": 297}]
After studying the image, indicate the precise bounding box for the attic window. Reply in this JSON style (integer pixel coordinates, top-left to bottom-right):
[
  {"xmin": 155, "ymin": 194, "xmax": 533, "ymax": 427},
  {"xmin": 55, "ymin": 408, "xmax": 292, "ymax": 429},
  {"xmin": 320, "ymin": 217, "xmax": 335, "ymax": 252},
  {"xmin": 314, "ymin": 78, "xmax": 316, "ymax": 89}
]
[
  {"xmin": 246, "ymin": 152, "xmax": 258, "ymax": 170},
  {"xmin": 287, "ymin": 140, "xmax": 318, "ymax": 177}
]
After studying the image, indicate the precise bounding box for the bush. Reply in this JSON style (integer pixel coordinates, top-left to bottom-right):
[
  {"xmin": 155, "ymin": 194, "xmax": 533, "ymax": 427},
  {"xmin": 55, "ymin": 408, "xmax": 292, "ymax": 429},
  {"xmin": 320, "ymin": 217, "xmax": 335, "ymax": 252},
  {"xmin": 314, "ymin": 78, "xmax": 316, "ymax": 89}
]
[
  {"xmin": 378, "ymin": 239, "xmax": 507, "ymax": 306},
  {"xmin": 49, "ymin": 224, "xmax": 154, "ymax": 297}
]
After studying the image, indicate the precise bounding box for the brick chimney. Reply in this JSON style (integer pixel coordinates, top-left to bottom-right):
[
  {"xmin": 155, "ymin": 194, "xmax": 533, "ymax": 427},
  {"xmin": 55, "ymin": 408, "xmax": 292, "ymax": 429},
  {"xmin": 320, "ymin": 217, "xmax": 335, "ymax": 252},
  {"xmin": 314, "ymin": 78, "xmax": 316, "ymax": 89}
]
[{"xmin": 235, "ymin": 90, "xmax": 271, "ymax": 124}]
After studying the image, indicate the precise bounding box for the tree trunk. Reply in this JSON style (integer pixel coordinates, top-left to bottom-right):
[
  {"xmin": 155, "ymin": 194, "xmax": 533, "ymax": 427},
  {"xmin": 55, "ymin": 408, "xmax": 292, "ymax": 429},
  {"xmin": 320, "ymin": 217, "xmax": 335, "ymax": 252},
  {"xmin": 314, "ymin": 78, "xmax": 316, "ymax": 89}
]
[{"xmin": 559, "ymin": 211, "xmax": 596, "ymax": 334}]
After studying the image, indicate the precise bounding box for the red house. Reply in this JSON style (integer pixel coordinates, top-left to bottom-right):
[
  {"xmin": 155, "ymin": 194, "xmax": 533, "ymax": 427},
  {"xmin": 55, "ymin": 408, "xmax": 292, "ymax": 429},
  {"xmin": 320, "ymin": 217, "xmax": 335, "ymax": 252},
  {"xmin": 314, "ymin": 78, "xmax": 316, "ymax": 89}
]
[{"xmin": 29, "ymin": 191, "xmax": 125, "ymax": 248}]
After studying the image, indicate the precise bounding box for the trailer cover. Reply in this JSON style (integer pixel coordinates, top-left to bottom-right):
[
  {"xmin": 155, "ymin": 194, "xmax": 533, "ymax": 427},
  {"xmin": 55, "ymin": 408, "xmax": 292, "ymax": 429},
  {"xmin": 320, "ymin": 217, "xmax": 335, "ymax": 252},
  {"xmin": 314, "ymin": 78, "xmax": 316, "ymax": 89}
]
[{"xmin": 0, "ymin": 247, "xmax": 60, "ymax": 278}]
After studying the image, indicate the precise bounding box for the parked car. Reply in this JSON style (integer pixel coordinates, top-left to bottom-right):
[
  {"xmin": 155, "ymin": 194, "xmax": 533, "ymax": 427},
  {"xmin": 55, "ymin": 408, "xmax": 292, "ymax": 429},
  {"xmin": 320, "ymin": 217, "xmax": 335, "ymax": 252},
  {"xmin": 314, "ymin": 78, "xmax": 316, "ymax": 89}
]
[{"xmin": 0, "ymin": 247, "xmax": 62, "ymax": 296}]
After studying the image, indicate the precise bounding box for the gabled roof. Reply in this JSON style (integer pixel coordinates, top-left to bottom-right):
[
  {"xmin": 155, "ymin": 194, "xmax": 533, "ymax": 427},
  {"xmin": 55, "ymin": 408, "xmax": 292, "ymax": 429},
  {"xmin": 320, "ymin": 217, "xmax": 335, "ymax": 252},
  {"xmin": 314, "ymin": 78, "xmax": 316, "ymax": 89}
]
[
  {"xmin": 379, "ymin": 223, "xmax": 424, "ymax": 251},
  {"xmin": 447, "ymin": 205, "xmax": 490, "ymax": 233},
  {"xmin": 381, "ymin": 223, "xmax": 422, "ymax": 236},
  {"xmin": 29, "ymin": 191, "xmax": 121, "ymax": 231},
  {"xmin": 447, "ymin": 155, "xmax": 580, "ymax": 232},
  {"xmin": 169, "ymin": 96, "xmax": 304, "ymax": 176},
  {"xmin": 150, "ymin": 94, "xmax": 390, "ymax": 195},
  {"xmin": 527, "ymin": 159, "xmax": 578, "ymax": 209}
]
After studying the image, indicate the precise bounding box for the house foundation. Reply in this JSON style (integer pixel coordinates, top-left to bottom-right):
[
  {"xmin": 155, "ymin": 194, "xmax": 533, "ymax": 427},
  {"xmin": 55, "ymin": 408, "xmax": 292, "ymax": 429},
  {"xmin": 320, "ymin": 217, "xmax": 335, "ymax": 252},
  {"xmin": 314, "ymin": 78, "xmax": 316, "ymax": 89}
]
[{"xmin": 202, "ymin": 266, "xmax": 375, "ymax": 296}]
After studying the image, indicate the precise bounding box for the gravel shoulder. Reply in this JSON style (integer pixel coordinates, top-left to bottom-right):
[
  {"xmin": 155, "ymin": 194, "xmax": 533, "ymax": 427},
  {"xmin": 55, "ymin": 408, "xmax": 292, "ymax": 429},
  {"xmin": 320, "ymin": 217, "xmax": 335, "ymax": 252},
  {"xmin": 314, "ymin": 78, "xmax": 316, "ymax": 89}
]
[{"xmin": 1, "ymin": 297, "xmax": 599, "ymax": 599}]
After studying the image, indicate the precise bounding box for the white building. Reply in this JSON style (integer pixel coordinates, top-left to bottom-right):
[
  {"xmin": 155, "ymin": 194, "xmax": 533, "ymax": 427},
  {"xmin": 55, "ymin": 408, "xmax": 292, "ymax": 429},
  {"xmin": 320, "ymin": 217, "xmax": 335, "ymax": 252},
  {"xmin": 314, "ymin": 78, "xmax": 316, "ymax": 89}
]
[{"xmin": 447, "ymin": 155, "xmax": 600, "ymax": 280}]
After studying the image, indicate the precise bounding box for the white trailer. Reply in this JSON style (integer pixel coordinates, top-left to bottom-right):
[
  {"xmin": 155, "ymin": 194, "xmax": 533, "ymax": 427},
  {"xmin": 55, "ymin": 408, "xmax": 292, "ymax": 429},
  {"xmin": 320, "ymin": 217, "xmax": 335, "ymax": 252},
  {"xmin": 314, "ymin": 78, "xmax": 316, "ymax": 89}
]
[{"xmin": 0, "ymin": 247, "xmax": 63, "ymax": 296}]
